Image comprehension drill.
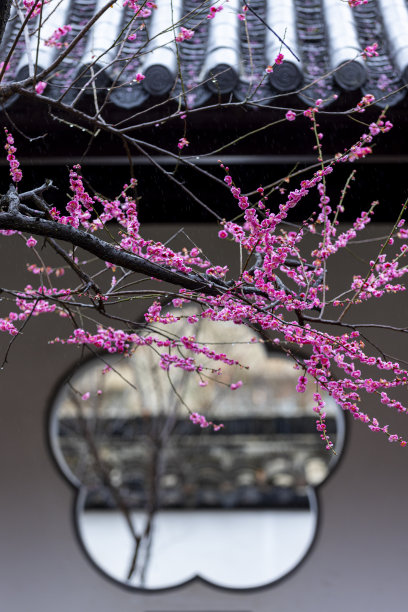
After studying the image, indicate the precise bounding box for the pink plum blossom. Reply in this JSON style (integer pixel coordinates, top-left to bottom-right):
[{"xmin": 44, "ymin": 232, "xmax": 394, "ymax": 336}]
[
  {"xmin": 35, "ymin": 81, "xmax": 47, "ymax": 95},
  {"xmin": 26, "ymin": 237, "xmax": 37, "ymax": 248}
]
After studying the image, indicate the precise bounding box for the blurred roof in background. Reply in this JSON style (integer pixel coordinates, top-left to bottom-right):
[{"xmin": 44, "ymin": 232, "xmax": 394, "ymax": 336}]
[
  {"xmin": 1, "ymin": 0, "xmax": 407, "ymax": 110},
  {"xmin": 1, "ymin": 0, "xmax": 406, "ymax": 224}
]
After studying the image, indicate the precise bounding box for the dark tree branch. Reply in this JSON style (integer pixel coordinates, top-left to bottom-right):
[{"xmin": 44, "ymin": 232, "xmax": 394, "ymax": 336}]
[
  {"xmin": 0, "ymin": 184, "xmax": 317, "ymax": 307},
  {"xmin": 44, "ymin": 237, "xmax": 104, "ymax": 300},
  {"xmin": 0, "ymin": 207, "xmax": 228, "ymax": 295},
  {"xmin": 19, "ymin": 204, "xmax": 46, "ymax": 217},
  {"xmin": 0, "ymin": 0, "xmax": 12, "ymax": 49}
]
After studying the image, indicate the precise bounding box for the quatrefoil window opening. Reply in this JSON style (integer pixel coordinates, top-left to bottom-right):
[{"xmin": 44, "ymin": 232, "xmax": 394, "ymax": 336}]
[{"xmin": 49, "ymin": 318, "xmax": 345, "ymax": 590}]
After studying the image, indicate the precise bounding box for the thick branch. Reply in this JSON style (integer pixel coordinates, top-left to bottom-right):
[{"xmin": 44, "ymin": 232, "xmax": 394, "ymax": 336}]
[
  {"xmin": 0, "ymin": 0, "xmax": 11, "ymax": 48},
  {"xmin": 0, "ymin": 210, "xmax": 226, "ymax": 295}
]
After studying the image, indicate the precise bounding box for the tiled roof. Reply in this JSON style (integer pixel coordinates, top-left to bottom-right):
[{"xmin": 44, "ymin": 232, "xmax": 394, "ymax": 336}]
[
  {"xmin": 58, "ymin": 415, "xmax": 337, "ymax": 509},
  {"xmin": 1, "ymin": 0, "xmax": 407, "ymax": 109}
]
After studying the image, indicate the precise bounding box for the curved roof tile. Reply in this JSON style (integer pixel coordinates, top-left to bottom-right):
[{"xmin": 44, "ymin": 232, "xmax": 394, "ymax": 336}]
[
  {"xmin": 202, "ymin": 0, "xmax": 241, "ymax": 94},
  {"xmin": 323, "ymin": 0, "xmax": 367, "ymax": 91},
  {"xmin": 266, "ymin": 0, "xmax": 303, "ymax": 92}
]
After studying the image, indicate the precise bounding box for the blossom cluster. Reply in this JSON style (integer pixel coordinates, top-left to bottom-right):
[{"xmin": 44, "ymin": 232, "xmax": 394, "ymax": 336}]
[
  {"xmin": 190, "ymin": 412, "xmax": 224, "ymax": 431},
  {"xmin": 178, "ymin": 137, "xmax": 189, "ymax": 150},
  {"xmin": 123, "ymin": 0, "xmax": 156, "ymax": 18},
  {"xmin": 2, "ymin": 116, "xmax": 408, "ymax": 446},
  {"xmin": 0, "ymin": 283, "xmax": 73, "ymax": 338},
  {"xmin": 4, "ymin": 128, "xmax": 22, "ymax": 183},
  {"xmin": 313, "ymin": 392, "xmax": 334, "ymax": 451},
  {"xmin": 35, "ymin": 81, "xmax": 47, "ymax": 95},
  {"xmin": 44, "ymin": 25, "xmax": 72, "ymax": 48},
  {"xmin": 207, "ymin": 4, "xmax": 223, "ymax": 19},
  {"xmin": 52, "ymin": 324, "xmax": 245, "ymax": 382},
  {"xmin": 23, "ymin": 0, "xmax": 47, "ymax": 18},
  {"xmin": 362, "ymin": 42, "xmax": 378, "ymax": 59},
  {"xmin": 238, "ymin": 4, "xmax": 248, "ymax": 21},
  {"xmin": 175, "ymin": 27, "xmax": 194, "ymax": 42}
]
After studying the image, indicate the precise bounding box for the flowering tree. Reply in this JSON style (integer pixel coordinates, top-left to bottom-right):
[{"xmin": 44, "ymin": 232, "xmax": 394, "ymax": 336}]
[{"xmin": 0, "ymin": 0, "xmax": 407, "ymax": 452}]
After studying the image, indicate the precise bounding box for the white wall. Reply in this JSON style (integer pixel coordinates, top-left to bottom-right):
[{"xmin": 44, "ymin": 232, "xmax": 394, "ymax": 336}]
[{"xmin": 1, "ymin": 225, "xmax": 407, "ymax": 611}]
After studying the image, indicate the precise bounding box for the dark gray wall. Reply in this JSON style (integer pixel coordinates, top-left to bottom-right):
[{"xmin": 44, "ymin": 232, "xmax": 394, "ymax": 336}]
[{"xmin": 1, "ymin": 224, "xmax": 407, "ymax": 611}]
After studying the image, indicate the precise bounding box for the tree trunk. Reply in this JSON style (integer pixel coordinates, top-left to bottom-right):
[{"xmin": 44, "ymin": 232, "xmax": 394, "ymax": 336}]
[{"xmin": 0, "ymin": 0, "xmax": 11, "ymax": 48}]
